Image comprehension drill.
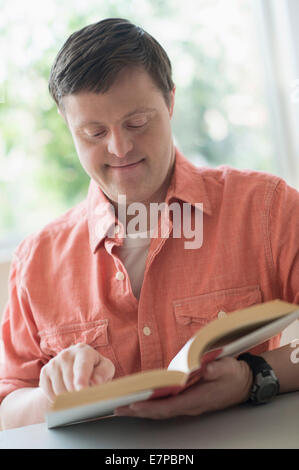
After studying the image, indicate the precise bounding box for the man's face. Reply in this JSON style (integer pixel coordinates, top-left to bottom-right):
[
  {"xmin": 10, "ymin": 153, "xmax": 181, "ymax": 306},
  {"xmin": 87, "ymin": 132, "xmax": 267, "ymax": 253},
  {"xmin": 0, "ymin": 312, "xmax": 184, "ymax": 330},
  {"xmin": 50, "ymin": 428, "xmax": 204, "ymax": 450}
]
[{"xmin": 61, "ymin": 67, "xmax": 176, "ymax": 207}]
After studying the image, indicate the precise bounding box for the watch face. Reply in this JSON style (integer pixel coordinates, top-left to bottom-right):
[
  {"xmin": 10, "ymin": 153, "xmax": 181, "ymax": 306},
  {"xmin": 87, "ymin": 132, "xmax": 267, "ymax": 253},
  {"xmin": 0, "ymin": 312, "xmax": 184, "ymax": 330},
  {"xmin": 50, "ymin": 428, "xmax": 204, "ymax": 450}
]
[{"xmin": 258, "ymin": 382, "xmax": 278, "ymax": 402}]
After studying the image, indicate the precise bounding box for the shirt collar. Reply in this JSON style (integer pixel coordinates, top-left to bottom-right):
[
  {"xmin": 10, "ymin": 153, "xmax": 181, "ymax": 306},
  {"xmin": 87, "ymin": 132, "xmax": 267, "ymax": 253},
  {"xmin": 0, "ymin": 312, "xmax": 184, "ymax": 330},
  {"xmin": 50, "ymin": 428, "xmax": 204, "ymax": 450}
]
[
  {"xmin": 164, "ymin": 147, "xmax": 212, "ymax": 215},
  {"xmin": 87, "ymin": 147, "xmax": 212, "ymax": 253}
]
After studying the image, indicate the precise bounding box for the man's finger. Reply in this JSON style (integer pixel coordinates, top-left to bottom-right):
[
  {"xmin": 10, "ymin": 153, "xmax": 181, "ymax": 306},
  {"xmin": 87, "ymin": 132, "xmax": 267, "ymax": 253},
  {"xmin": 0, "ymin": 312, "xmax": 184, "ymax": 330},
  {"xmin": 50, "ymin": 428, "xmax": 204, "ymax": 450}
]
[
  {"xmin": 50, "ymin": 366, "xmax": 68, "ymax": 396},
  {"xmin": 39, "ymin": 368, "xmax": 56, "ymax": 403},
  {"xmin": 202, "ymin": 357, "xmax": 236, "ymax": 381},
  {"xmin": 91, "ymin": 356, "xmax": 115, "ymax": 384},
  {"xmin": 72, "ymin": 346, "xmax": 99, "ymax": 390},
  {"xmin": 60, "ymin": 359, "xmax": 75, "ymax": 392}
]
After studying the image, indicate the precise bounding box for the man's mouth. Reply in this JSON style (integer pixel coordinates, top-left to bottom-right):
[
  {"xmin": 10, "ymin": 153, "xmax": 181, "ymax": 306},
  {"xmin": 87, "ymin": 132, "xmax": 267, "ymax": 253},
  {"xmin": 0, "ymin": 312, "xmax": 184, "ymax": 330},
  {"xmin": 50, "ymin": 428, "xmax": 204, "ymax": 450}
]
[{"xmin": 107, "ymin": 159, "xmax": 145, "ymax": 169}]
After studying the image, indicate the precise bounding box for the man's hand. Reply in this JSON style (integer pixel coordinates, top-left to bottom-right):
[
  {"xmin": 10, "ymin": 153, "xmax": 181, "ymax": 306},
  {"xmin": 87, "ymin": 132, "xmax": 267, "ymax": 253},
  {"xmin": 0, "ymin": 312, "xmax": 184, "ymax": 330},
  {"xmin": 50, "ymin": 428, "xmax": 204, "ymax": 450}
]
[
  {"xmin": 115, "ymin": 357, "xmax": 253, "ymax": 419},
  {"xmin": 39, "ymin": 343, "xmax": 115, "ymax": 402}
]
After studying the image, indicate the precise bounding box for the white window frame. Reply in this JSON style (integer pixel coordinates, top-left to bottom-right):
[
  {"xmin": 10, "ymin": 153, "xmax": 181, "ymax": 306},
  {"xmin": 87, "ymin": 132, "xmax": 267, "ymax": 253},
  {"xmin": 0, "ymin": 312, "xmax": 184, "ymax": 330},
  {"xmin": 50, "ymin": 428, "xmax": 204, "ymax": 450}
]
[{"xmin": 254, "ymin": 0, "xmax": 299, "ymax": 189}]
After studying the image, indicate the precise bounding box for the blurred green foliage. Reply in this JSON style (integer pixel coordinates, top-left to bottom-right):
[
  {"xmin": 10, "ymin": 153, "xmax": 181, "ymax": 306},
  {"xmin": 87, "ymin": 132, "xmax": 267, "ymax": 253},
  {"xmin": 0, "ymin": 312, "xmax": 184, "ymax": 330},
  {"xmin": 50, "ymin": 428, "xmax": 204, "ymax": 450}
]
[{"xmin": 0, "ymin": 0, "xmax": 277, "ymax": 251}]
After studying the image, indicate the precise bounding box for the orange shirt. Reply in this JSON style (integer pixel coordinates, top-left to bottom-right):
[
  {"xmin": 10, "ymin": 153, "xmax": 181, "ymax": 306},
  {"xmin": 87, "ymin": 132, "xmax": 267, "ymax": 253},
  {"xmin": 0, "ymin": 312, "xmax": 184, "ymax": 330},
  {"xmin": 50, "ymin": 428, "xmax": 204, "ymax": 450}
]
[{"xmin": 1, "ymin": 148, "xmax": 299, "ymax": 403}]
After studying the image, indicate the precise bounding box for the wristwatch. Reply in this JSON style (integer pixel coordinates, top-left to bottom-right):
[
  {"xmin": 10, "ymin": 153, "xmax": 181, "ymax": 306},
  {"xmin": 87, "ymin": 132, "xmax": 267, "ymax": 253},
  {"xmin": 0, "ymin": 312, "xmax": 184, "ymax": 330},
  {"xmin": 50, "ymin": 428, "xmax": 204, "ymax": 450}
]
[{"xmin": 237, "ymin": 352, "xmax": 280, "ymax": 405}]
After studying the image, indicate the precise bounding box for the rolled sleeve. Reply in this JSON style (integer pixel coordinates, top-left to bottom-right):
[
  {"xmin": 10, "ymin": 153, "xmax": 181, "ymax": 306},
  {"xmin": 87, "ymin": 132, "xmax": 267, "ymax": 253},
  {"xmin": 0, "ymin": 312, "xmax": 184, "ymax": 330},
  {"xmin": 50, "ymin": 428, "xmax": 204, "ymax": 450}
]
[
  {"xmin": 269, "ymin": 179, "xmax": 299, "ymax": 304},
  {"xmin": 0, "ymin": 253, "xmax": 47, "ymax": 404}
]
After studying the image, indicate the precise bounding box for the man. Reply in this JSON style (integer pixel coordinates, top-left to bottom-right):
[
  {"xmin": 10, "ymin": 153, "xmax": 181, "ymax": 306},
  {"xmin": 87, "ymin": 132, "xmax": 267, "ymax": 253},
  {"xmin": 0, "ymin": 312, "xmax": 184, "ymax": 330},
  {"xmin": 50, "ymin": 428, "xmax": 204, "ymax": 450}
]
[{"xmin": 1, "ymin": 18, "xmax": 299, "ymax": 429}]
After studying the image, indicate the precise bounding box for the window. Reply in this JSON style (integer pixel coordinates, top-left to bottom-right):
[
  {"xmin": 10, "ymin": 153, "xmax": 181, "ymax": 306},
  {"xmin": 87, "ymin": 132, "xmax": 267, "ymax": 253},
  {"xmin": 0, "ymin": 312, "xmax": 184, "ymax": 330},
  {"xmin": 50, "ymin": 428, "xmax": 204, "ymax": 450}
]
[{"xmin": 1, "ymin": 0, "xmax": 298, "ymax": 257}]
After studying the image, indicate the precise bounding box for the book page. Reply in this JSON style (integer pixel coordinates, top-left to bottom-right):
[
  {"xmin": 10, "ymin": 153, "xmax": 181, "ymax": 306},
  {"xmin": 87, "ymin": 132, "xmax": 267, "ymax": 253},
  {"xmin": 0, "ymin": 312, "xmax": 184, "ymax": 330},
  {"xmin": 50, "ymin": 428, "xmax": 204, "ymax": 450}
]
[
  {"xmin": 217, "ymin": 308, "xmax": 299, "ymax": 359},
  {"xmin": 167, "ymin": 337, "xmax": 194, "ymax": 373},
  {"xmin": 187, "ymin": 300, "xmax": 299, "ymax": 371},
  {"xmin": 47, "ymin": 389, "xmax": 153, "ymax": 429}
]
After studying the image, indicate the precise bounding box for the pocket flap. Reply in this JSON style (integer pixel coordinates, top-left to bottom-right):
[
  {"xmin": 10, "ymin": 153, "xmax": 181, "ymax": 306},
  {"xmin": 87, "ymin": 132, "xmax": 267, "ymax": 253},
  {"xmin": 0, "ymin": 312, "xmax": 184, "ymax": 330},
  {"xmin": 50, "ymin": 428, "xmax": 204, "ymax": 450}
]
[
  {"xmin": 173, "ymin": 285, "xmax": 262, "ymax": 326},
  {"xmin": 38, "ymin": 319, "xmax": 109, "ymax": 356}
]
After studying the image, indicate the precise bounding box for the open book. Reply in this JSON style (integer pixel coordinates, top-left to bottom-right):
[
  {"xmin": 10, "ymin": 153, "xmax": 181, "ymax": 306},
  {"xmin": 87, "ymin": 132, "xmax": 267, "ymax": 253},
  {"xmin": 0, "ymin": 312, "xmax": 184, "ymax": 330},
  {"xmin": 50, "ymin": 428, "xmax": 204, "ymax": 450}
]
[{"xmin": 46, "ymin": 299, "xmax": 299, "ymax": 428}]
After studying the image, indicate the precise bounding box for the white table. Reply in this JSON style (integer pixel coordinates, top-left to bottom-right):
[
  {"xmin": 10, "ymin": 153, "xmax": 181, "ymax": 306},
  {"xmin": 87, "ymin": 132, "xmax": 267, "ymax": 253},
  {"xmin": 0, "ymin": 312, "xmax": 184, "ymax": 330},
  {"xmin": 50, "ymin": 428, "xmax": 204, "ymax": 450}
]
[{"xmin": 1, "ymin": 391, "xmax": 298, "ymax": 449}]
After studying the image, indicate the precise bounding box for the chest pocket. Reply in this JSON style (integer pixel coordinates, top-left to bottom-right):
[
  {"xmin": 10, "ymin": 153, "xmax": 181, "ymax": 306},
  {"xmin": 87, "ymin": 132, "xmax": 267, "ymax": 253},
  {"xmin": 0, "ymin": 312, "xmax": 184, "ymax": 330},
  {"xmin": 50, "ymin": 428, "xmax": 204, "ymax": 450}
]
[
  {"xmin": 38, "ymin": 319, "xmax": 124, "ymax": 377},
  {"xmin": 173, "ymin": 285, "xmax": 262, "ymax": 347}
]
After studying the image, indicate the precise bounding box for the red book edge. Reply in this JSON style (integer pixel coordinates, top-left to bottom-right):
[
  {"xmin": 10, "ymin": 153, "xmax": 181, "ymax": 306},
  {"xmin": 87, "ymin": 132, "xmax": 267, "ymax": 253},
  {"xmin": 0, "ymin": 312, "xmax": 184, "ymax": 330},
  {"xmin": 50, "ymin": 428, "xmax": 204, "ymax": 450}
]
[{"xmin": 149, "ymin": 348, "xmax": 223, "ymax": 400}]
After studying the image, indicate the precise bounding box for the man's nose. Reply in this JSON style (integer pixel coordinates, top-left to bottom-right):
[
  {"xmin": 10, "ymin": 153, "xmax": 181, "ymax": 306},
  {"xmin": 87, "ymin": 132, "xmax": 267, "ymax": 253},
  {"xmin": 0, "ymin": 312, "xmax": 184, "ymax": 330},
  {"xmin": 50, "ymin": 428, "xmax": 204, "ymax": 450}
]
[{"xmin": 107, "ymin": 128, "xmax": 133, "ymax": 158}]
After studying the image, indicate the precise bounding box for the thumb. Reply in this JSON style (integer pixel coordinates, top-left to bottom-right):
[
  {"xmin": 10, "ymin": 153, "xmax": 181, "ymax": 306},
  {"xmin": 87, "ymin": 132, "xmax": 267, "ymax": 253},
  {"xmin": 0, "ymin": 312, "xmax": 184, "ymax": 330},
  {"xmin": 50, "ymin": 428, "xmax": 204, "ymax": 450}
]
[
  {"xmin": 203, "ymin": 360, "xmax": 222, "ymax": 381},
  {"xmin": 203, "ymin": 357, "xmax": 236, "ymax": 381},
  {"xmin": 90, "ymin": 356, "xmax": 115, "ymax": 385}
]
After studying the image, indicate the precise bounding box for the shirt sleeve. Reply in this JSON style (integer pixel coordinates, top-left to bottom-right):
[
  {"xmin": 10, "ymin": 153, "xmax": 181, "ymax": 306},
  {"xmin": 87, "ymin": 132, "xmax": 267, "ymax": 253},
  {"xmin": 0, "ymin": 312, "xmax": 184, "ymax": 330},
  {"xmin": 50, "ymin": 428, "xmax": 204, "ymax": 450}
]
[
  {"xmin": 0, "ymin": 251, "xmax": 47, "ymax": 404},
  {"xmin": 269, "ymin": 179, "xmax": 299, "ymax": 304}
]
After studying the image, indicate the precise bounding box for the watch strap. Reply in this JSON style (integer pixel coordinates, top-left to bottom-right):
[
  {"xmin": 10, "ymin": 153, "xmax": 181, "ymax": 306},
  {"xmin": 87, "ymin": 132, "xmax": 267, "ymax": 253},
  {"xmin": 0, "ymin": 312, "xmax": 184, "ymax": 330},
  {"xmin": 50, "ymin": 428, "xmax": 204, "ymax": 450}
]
[
  {"xmin": 237, "ymin": 352, "xmax": 280, "ymax": 405},
  {"xmin": 237, "ymin": 352, "xmax": 272, "ymax": 374}
]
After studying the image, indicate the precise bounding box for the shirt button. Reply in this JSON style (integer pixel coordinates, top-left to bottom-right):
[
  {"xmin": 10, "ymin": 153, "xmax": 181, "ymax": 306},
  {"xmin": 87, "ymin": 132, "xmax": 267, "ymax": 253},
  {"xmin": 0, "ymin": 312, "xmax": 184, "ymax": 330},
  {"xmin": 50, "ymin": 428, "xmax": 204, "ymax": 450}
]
[
  {"xmin": 114, "ymin": 224, "xmax": 120, "ymax": 235},
  {"xmin": 143, "ymin": 326, "xmax": 151, "ymax": 336},
  {"xmin": 115, "ymin": 271, "xmax": 125, "ymax": 281},
  {"xmin": 218, "ymin": 310, "xmax": 227, "ymax": 319}
]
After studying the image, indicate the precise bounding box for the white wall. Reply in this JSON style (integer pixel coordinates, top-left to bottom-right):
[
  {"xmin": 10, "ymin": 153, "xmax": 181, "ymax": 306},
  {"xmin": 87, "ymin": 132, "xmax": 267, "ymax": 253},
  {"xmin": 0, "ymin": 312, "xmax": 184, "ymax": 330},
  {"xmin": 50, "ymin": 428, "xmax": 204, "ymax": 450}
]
[
  {"xmin": 255, "ymin": 0, "xmax": 299, "ymax": 189},
  {"xmin": 280, "ymin": 320, "xmax": 299, "ymax": 345}
]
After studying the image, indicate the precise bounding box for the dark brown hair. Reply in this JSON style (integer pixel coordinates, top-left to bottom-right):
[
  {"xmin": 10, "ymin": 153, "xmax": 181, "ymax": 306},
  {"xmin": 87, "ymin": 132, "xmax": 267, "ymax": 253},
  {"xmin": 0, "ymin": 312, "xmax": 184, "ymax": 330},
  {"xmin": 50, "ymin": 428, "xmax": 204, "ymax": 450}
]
[{"xmin": 48, "ymin": 18, "xmax": 174, "ymax": 112}]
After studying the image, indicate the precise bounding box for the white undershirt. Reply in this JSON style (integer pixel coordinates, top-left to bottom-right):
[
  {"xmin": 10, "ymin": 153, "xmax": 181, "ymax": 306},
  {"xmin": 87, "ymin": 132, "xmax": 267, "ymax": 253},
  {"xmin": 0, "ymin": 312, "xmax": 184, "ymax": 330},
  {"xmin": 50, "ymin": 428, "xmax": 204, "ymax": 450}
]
[{"xmin": 114, "ymin": 228, "xmax": 155, "ymax": 299}]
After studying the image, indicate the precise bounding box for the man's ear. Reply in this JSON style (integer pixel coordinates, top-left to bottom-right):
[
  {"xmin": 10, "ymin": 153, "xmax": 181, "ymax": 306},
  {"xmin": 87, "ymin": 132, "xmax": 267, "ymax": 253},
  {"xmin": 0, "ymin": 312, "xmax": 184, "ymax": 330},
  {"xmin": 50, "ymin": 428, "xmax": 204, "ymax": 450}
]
[
  {"xmin": 57, "ymin": 106, "xmax": 68, "ymax": 125},
  {"xmin": 57, "ymin": 107, "xmax": 64, "ymax": 117},
  {"xmin": 169, "ymin": 85, "xmax": 176, "ymax": 119}
]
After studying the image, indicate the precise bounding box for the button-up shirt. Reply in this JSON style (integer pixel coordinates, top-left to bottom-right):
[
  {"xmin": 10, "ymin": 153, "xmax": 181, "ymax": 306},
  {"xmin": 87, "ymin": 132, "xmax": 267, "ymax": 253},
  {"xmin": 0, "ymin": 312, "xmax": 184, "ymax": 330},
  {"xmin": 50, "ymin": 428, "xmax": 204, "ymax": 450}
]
[{"xmin": 1, "ymin": 148, "xmax": 299, "ymax": 403}]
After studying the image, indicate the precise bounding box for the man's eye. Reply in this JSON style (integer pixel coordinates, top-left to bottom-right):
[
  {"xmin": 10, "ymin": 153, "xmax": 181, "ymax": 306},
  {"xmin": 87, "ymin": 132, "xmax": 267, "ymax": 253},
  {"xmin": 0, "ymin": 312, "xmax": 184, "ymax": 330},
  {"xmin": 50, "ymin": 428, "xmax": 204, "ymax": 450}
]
[
  {"xmin": 87, "ymin": 131, "xmax": 105, "ymax": 138},
  {"xmin": 85, "ymin": 118, "xmax": 148, "ymax": 138},
  {"xmin": 127, "ymin": 119, "xmax": 147, "ymax": 128}
]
